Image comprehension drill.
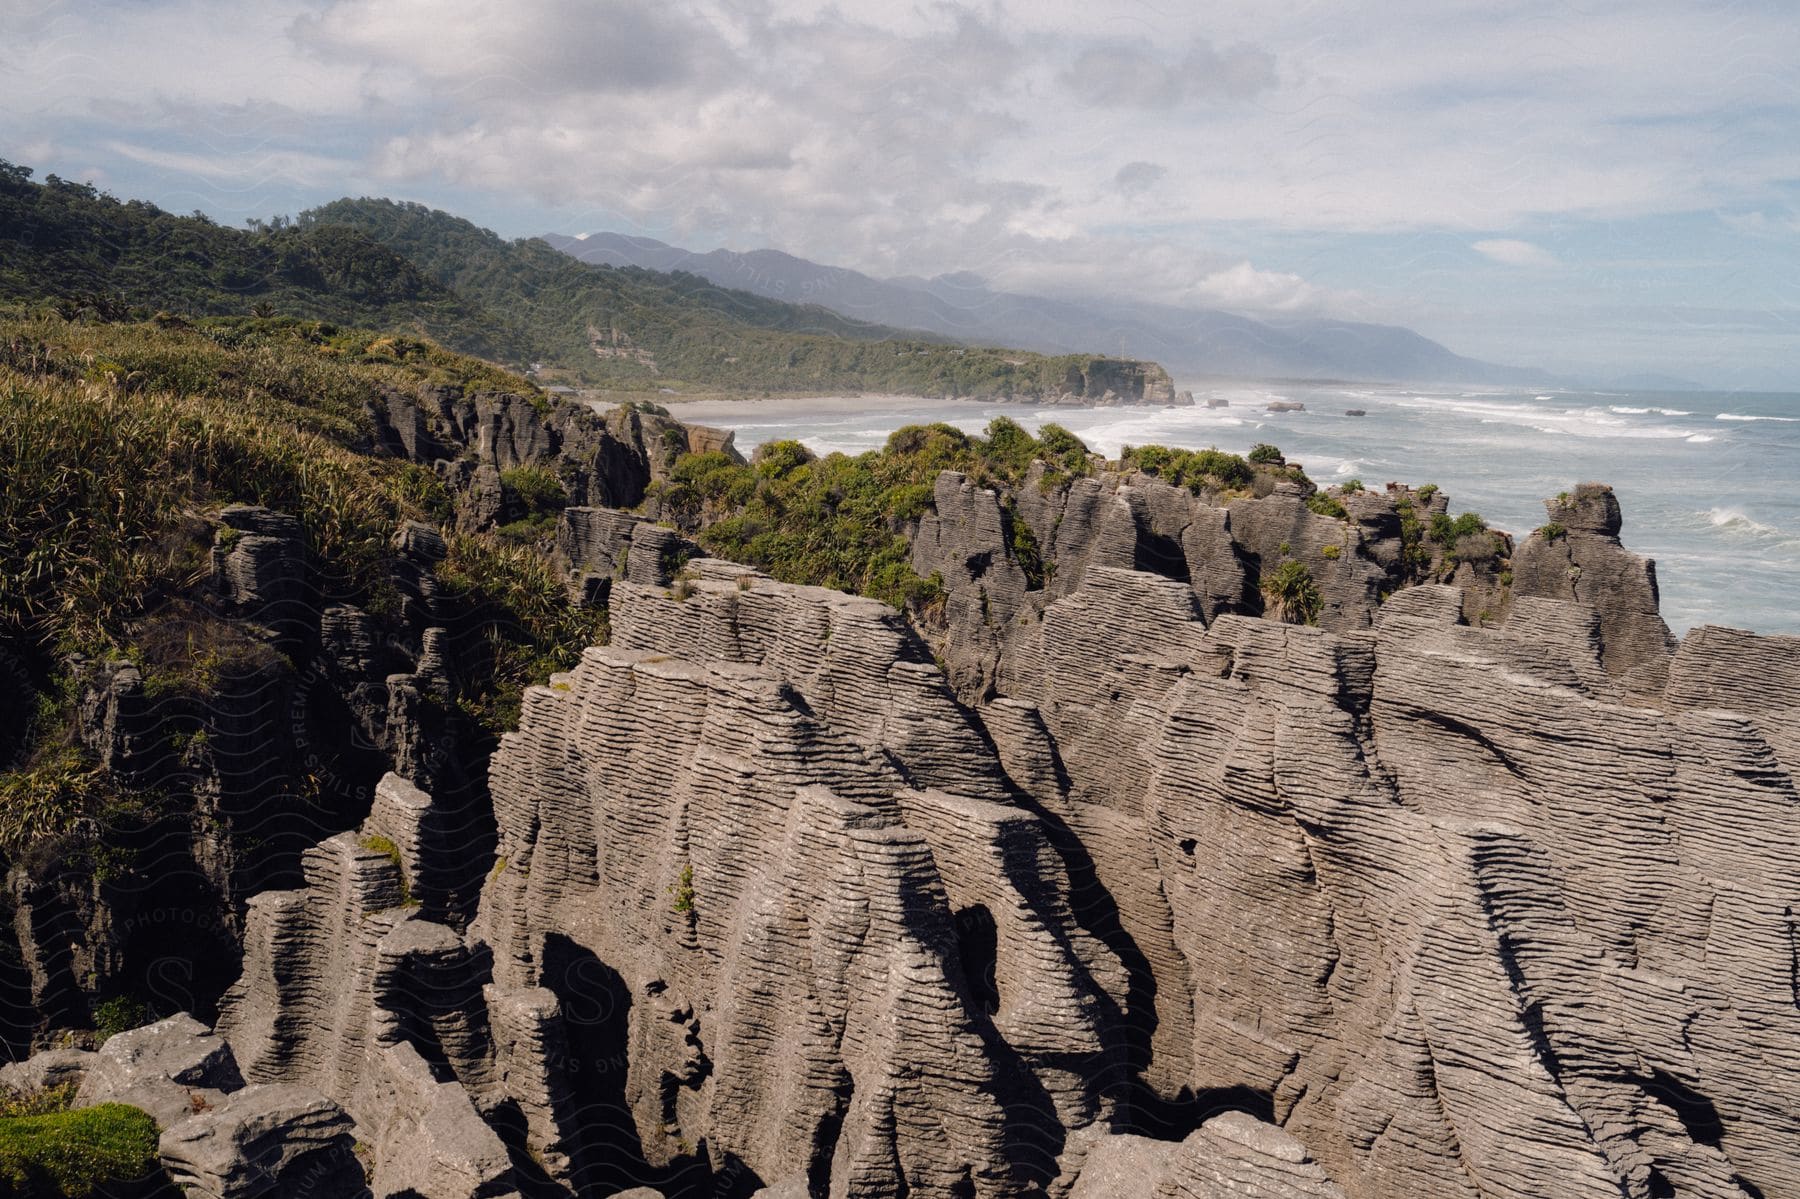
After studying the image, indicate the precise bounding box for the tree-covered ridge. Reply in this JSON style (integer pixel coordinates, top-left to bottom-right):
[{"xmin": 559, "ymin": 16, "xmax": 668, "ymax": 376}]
[
  {"xmin": 303, "ymin": 197, "xmax": 1172, "ymax": 396},
  {"xmin": 0, "ymin": 161, "xmax": 1173, "ymax": 397},
  {"xmin": 0, "ymin": 162, "xmax": 526, "ymax": 362}
]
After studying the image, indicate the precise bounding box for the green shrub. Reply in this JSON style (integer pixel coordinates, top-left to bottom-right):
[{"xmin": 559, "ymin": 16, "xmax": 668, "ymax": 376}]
[
  {"xmin": 1321, "ymin": 544, "xmax": 1341, "ymax": 560},
  {"xmin": 436, "ymin": 534, "xmax": 608, "ymax": 732},
  {"xmin": 1428, "ymin": 511, "xmax": 1487, "ymax": 545},
  {"xmin": 1392, "ymin": 498, "xmax": 1429, "ymax": 570},
  {"xmin": 1261, "ymin": 560, "xmax": 1322, "ymax": 626},
  {"xmin": 0, "ymin": 314, "xmax": 611, "ymax": 855},
  {"xmin": 1539, "ymin": 522, "xmax": 1566, "ymax": 541},
  {"xmin": 0, "ymin": 314, "xmax": 535, "ymax": 652},
  {"xmin": 0, "ymin": 747, "xmax": 116, "ymax": 851},
  {"xmin": 0, "ymin": 1102, "xmax": 162, "ymax": 1198},
  {"xmin": 670, "ymin": 863, "xmax": 695, "ymax": 916},
  {"xmin": 1118, "ymin": 444, "xmax": 1253, "ymax": 493},
  {"xmin": 1341, "ymin": 478, "xmax": 1364, "ymax": 493},
  {"xmin": 1307, "ymin": 493, "xmax": 1349, "ymax": 520},
  {"xmin": 92, "ymin": 997, "xmax": 150, "ymax": 1046},
  {"xmin": 496, "ymin": 517, "xmax": 554, "ymax": 544},
  {"xmin": 1248, "ymin": 442, "xmax": 1284, "ymax": 465},
  {"xmin": 654, "ymin": 418, "xmax": 1089, "ymax": 613},
  {"xmin": 1002, "ymin": 499, "xmax": 1048, "ymax": 590},
  {"xmin": 1035, "ymin": 423, "xmax": 1092, "ymax": 475},
  {"xmin": 752, "ymin": 440, "xmax": 814, "ymax": 477},
  {"xmin": 0, "ymin": 1086, "xmax": 76, "ymax": 1121},
  {"xmin": 499, "ymin": 466, "xmax": 566, "ymax": 514}
]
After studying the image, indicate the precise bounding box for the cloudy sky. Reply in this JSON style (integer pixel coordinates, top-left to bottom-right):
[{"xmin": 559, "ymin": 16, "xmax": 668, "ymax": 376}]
[{"xmin": 5, "ymin": 0, "xmax": 1798, "ymax": 388}]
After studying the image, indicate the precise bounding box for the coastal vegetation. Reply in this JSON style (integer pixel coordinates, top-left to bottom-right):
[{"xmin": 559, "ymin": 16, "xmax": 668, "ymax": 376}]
[
  {"xmin": 0, "ymin": 312, "xmax": 600, "ymax": 845},
  {"xmin": 1118, "ymin": 444, "xmax": 1255, "ymax": 493},
  {"xmin": 1262, "ymin": 560, "xmax": 1323, "ymax": 625},
  {"xmin": 647, "ymin": 417, "xmax": 1087, "ymax": 611}
]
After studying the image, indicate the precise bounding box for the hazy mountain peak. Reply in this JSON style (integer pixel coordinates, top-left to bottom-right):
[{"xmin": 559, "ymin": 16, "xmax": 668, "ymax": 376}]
[{"xmin": 548, "ymin": 230, "xmax": 1552, "ymax": 385}]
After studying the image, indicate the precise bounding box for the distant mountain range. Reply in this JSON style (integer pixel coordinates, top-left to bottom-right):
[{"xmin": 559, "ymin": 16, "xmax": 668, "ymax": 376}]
[{"xmin": 546, "ymin": 232, "xmax": 1560, "ymax": 387}]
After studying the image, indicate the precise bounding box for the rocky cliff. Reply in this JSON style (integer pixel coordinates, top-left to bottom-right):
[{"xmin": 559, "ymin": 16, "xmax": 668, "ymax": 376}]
[
  {"xmin": 0, "ymin": 372, "xmax": 735, "ymax": 1059},
  {"xmin": 10, "ymin": 416, "xmax": 1794, "ymax": 1199}
]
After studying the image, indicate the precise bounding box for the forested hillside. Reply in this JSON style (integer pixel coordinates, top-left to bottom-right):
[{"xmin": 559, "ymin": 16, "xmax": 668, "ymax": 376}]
[{"xmin": 0, "ymin": 161, "xmax": 1169, "ymax": 397}]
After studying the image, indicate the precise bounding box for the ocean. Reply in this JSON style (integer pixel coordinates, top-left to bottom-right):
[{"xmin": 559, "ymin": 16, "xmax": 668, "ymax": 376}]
[{"xmin": 661, "ymin": 384, "xmax": 1800, "ymax": 637}]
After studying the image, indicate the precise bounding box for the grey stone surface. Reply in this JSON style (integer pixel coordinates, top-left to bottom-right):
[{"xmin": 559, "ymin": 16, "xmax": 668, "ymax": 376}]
[
  {"xmin": 192, "ymin": 476, "xmax": 1800, "ymax": 1199},
  {"xmin": 558, "ymin": 505, "xmax": 704, "ymax": 596},
  {"xmin": 367, "ymin": 1041, "xmax": 511, "ymax": 1199},
  {"xmin": 1069, "ymin": 1113, "xmax": 1345, "ymax": 1198},
  {"xmin": 471, "ymin": 572, "xmax": 1123, "ymax": 1194},
  {"xmin": 75, "ymin": 1013, "xmax": 243, "ymax": 1126},
  {"xmin": 159, "ymin": 1082, "xmax": 358, "ymax": 1199},
  {"xmin": 1512, "ymin": 482, "xmax": 1675, "ymax": 690},
  {"xmin": 0, "ymin": 1046, "xmax": 92, "ymax": 1095}
]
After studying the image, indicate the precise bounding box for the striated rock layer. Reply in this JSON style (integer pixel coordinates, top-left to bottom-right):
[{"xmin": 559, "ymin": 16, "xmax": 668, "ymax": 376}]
[{"xmin": 188, "ymin": 480, "xmax": 1800, "ymax": 1199}]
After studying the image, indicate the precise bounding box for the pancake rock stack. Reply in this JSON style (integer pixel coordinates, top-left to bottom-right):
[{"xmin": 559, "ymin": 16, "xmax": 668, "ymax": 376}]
[{"xmin": 27, "ymin": 475, "xmax": 1796, "ymax": 1199}]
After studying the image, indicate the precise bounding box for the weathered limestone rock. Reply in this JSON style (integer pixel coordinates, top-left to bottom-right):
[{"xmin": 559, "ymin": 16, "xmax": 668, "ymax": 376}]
[
  {"xmin": 0, "ymin": 1046, "xmax": 92, "ymax": 1094},
  {"xmin": 212, "ymin": 506, "xmax": 308, "ymax": 642},
  {"xmin": 367, "ymin": 1041, "xmax": 511, "ymax": 1199},
  {"xmin": 75, "ymin": 1013, "xmax": 243, "ymax": 1126},
  {"xmin": 683, "ymin": 423, "xmax": 738, "ymax": 457},
  {"xmin": 911, "ymin": 470, "xmax": 1034, "ymax": 695},
  {"xmin": 159, "ymin": 1083, "xmax": 359, "ymax": 1199},
  {"xmin": 471, "ymin": 571, "xmax": 1123, "ymax": 1195},
  {"xmin": 195, "ymin": 477, "xmax": 1800, "ymax": 1199},
  {"xmin": 558, "ymin": 506, "xmax": 703, "ymax": 598},
  {"xmin": 374, "ymin": 383, "xmax": 741, "ymax": 532},
  {"xmin": 1227, "ymin": 482, "xmax": 1389, "ymax": 629},
  {"xmin": 74, "ymin": 658, "xmax": 152, "ymax": 777},
  {"xmin": 1069, "ymin": 1113, "xmax": 1345, "ymax": 1198},
  {"xmin": 1512, "ymin": 483, "xmax": 1675, "ymax": 690},
  {"xmin": 216, "ymin": 824, "xmax": 516, "ymax": 1196}
]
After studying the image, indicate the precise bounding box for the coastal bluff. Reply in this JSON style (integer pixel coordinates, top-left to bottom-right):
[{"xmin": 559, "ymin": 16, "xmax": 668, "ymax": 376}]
[{"xmin": 9, "ymin": 473, "xmax": 1798, "ymax": 1199}]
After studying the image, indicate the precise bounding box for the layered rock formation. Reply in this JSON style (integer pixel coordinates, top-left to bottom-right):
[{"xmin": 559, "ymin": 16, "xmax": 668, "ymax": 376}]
[
  {"xmin": 908, "ymin": 461, "xmax": 1503, "ymax": 698},
  {"xmin": 127, "ymin": 476, "xmax": 1791, "ymax": 1196},
  {"xmin": 14, "ymin": 467, "xmax": 1797, "ymax": 1199},
  {"xmin": 1, "ymin": 380, "xmax": 738, "ymax": 1055}
]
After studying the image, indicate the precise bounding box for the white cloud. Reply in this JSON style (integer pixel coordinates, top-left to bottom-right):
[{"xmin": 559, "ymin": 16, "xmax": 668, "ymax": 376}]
[
  {"xmin": 1184, "ymin": 262, "xmax": 1331, "ymax": 313},
  {"xmin": 1058, "ymin": 37, "xmax": 1277, "ymax": 109},
  {"xmin": 106, "ymin": 141, "xmax": 350, "ymax": 189},
  {"xmin": 1113, "ymin": 161, "xmax": 1165, "ymax": 194},
  {"xmin": 1472, "ymin": 238, "xmax": 1560, "ymax": 268},
  {"xmin": 1719, "ymin": 209, "xmax": 1800, "ymax": 238}
]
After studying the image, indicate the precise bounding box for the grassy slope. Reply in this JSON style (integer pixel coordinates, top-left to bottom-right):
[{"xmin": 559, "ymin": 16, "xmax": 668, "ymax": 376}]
[
  {"xmin": 0, "ymin": 313, "xmax": 602, "ymax": 846},
  {"xmin": 0, "ymin": 163, "xmax": 527, "ymax": 363},
  {"xmin": 303, "ymin": 198, "xmax": 1172, "ymax": 396}
]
